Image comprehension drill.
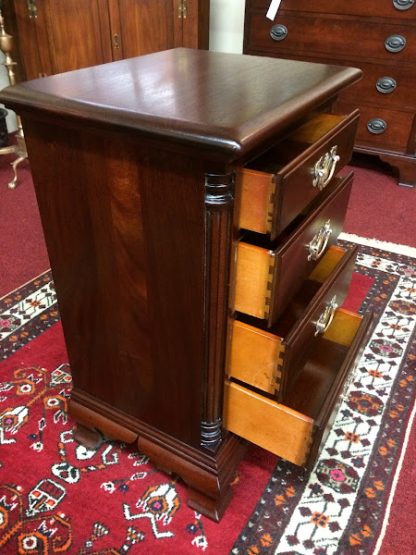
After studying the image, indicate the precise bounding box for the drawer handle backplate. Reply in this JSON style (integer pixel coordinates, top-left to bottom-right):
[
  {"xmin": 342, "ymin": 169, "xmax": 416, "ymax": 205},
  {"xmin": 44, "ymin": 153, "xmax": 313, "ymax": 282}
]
[
  {"xmin": 307, "ymin": 219, "xmax": 332, "ymax": 261},
  {"xmin": 313, "ymin": 145, "xmax": 340, "ymax": 191},
  {"xmin": 376, "ymin": 76, "xmax": 397, "ymax": 94},
  {"xmin": 385, "ymin": 34, "xmax": 407, "ymax": 53},
  {"xmin": 367, "ymin": 118, "xmax": 388, "ymax": 135},
  {"xmin": 270, "ymin": 24, "xmax": 288, "ymax": 41},
  {"xmin": 27, "ymin": 0, "xmax": 38, "ymax": 19},
  {"xmin": 393, "ymin": 0, "xmax": 414, "ymax": 10},
  {"xmin": 113, "ymin": 33, "xmax": 120, "ymax": 49},
  {"xmin": 315, "ymin": 295, "xmax": 338, "ymax": 336}
]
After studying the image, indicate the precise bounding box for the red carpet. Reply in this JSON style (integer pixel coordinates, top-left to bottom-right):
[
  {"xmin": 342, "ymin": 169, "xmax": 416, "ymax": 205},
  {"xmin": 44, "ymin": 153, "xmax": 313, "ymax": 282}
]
[
  {"xmin": 0, "ymin": 322, "xmax": 277, "ymax": 553},
  {"xmin": 376, "ymin": 405, "xmax": 416, "ymax": 555},
  {"xmin": 1, "ymin": 150, "xmax": 415, "ymax": 553},
  {"xmin": 342, "ymin": 154, "xmax": 416, "ymax": 248},
  {"xmin": 1, "ymin": 251, "xmax": 415, "ymax": 553},
  {"xmin": 0, "ymin": 156, "xmax": 50, "ymax": 297}
]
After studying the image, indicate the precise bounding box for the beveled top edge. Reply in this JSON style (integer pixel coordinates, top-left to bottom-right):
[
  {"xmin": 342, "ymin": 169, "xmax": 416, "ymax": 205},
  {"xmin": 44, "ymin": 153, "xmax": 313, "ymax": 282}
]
[{"xmin": 0, "ymin": 49, "xmax": 362, "ymax": 160}]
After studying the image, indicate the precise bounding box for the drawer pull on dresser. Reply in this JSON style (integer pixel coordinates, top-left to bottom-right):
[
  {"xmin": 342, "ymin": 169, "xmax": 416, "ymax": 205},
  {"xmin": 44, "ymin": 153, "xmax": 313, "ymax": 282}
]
[
  {"xmin": 376, "ymin": 76, "xmax": 397, "ymax": 94},
  {"xmin": 384, "ymin": 34, "xmax": 407, "ymax": 53},
  {"xmin": 313, "ymin": 145, "xmax": 340, "ymax": 190},
  {"xmin": 270, "ymin": 24, "xmax": 288, "ymax": 41},
  {"xmin": 307, "ymin": 219, "xmax": 332, "ymax": 261},
  {"xmin": 314, "ymin": 295, "xmax": 338, "ymax": 336},
  {"xmin": 393, "ymin": 0, "xmax": 414, "ymax": 10},
  {"xmin": 367, "ymin": 118, "xmax": 388, "ymax": 134}
]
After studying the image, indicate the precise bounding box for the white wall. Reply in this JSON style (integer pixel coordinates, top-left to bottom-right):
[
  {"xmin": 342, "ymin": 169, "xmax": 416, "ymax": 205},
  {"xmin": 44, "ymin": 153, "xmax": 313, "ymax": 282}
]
[{"xmin": 209, "ymin": 0, "xmax": 245, "ymax": 53}]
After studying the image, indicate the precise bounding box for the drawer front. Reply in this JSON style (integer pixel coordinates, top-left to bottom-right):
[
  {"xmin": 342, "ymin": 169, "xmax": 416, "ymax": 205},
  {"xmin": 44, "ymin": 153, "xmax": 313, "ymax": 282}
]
[
  {"xmin": 281, "ymin": 244, "xmax": 358, "ymax": 398},
  {"xmin": 238, "ymin": 111, "xmax": 359, "ymax": 239},
  {"xmin": 269, "ymin": 173, "xmax": 353, "ymax": 324},
  {"xmin": 335, "ymin": 101, "xmax": 415, "ymax": 152},
  {"xmin": 339, "ymin": 61, "xmax": 416, "ymax": 111},
  {"xmin": 227, "ymin": 244, "xmax": 357, "ymax": 398},
  {"xmin": 248, "ymin": 0, "xmax": 416, "ymax": 19},
  {"xmin": 224, "ymin": 310, "xmax": 373, "ymax": 468},
  {"xmin": 256, "ymin": 55, "xmax": 416, "ymax": 112},
  {"xmin": 233, "ymin": 174, "xmax": 353, "ymax": 325},
  {"xmin": 245, "ymin": 12, "xmax": 416, "ymax": 64},
  {"xmin": 303, "ymin": 311, "xmax": 373, "ymax": 467}
]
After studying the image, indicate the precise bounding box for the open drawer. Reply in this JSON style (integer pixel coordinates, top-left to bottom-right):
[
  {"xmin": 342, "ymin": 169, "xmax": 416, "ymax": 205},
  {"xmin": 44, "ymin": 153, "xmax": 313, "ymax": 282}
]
[
  {"xmin": 233, "ymin": 173, "xmax": 352, "ymax": 325},
  {"xmin": 228, "ymin": 243, "xmax": 357, "ymax": 400},
  {"xmin": 223, "ymin": 309, "xmax": 373, "ymax": 468},
  {"xmin": 237, "ymin": 110, "xmax": 359, "ymax": 239}
]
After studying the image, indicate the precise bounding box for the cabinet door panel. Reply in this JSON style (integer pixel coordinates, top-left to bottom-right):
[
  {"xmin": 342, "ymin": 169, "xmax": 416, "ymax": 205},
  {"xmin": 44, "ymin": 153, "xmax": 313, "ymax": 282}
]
[
  {"xmin": 44, "ymin": 0, "xmax": 111, "ymax": 74},
  {"xmin": 13, "ymin": 0, "xmax": 53, "ymax": 79},
  {"xmin": 111, "ymin": 0, "xmax": 179, "ymax": 59}
]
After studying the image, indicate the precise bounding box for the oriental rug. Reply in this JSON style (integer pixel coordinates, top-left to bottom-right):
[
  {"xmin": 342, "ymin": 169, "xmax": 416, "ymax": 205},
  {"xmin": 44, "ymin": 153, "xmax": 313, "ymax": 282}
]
[{"xmin": 0, "ymin": 240, "xmax": 415, "ymax": 554}]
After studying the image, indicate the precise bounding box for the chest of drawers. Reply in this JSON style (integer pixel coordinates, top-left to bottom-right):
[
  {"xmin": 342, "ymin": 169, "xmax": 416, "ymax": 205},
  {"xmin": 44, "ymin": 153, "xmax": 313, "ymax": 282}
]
[
  {"xmin": 0, "ymin": 48, "xmax": 369, "ymax": 520},
  {"xmin": 244, "ymin": 0, "xmax": 416, "ymax": 187}
]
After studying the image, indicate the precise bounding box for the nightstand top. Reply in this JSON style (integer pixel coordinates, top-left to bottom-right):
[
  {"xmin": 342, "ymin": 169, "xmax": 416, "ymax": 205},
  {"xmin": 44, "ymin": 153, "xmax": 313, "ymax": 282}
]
[{"xmin": 0, "ymin": 48, "xmax": 361, "ymax": 160}]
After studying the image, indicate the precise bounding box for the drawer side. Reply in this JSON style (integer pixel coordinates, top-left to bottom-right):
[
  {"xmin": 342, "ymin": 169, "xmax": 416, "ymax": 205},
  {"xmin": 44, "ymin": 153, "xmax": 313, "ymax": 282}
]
[
  {"xmin": 224, "ymin": 380, "xmax": 314, "ymax": 466},
  {"xmin": 227, "ymin": 319, "xmax": 284, "ymax": 395}
]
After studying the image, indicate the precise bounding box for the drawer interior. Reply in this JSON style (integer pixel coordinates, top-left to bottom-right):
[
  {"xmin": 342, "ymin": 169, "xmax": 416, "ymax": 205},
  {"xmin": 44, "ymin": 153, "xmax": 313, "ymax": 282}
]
[
  {"xmin": 284, "ymin": 309, "xmax": 363, "ymax": 420},
  {"xmin": 238, "ymin": 111, "xmax": 358, "ymax": 239},
  {"xmin": 246, "ymin": 113, "xmax": 347, "ymax": 174},
  {"xmin": 224, "ymin": 308, "xmax": 366, "ymax": 466}
]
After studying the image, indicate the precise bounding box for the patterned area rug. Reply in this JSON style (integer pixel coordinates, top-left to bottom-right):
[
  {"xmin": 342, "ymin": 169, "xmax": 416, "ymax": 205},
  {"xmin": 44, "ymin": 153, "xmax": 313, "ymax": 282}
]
[{"xmin": 0, "ymin": 242, "xmax": 415, "ymax": 554}]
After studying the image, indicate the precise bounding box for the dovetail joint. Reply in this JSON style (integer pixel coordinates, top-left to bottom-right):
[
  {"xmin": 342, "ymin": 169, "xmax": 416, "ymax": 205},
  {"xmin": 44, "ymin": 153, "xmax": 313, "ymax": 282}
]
[
  {"xmin": 264, "ymin": 251, "xmax": 276, "ymax": 319},
  {"xmin": 266, "ymin": 181, "xmax": 277, "ymax": 234},
  {"xmin": 272, "ymin": 347, "xmax": 285, "ymax": 393}
]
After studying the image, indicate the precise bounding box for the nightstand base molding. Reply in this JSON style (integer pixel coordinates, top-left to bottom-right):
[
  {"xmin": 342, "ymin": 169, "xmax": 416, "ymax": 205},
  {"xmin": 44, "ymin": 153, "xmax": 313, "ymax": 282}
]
[{"xmin": 69, "ymin": 392, "xmax": 247, "ymax": 521}]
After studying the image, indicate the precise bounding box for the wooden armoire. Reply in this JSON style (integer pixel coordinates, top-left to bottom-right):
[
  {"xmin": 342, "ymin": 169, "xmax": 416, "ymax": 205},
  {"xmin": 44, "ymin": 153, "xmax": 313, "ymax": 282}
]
[{"xmin": 8, "ymin": 0, "xmax": 209, "ymax": 80}]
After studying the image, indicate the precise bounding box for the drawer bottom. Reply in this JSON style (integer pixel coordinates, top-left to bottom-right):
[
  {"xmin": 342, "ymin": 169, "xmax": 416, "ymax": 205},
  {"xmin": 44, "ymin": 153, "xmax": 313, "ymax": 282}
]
[{"xmin": 223, "ymin": 309, "xmax": 372, "ymax": 467}]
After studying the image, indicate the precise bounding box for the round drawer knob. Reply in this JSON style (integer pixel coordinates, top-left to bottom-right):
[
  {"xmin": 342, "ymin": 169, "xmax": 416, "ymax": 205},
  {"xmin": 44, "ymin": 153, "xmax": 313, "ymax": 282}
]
[
  {"xmin": 376, "ymin": 76, "xmax": 397, "ymax": 94},
  {"xmin": 393, "ymin": 0, "xmax": 414, "ymax": 10},
  {"xmin": 270, "ymin": 24, "xmax": 288, "ymax": 41},
  {"xmin": 367, "ymin": 118, "xmax": 388, "ymax": 134},
  {"xmin": 385, "ymin": 34, "xmax": 407, "ymax": 52}
]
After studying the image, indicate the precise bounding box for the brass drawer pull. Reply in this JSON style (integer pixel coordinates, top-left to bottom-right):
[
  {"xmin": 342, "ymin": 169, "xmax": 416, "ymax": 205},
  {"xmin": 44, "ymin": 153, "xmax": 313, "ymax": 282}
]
[
  {"xmin": 367, "ymin": 118, "xmax": 387, "ymax": 134},
  {"xmin": 385, "ymin": 34, "xmax": 407, "ymax": 53},
  {"xmin": 27, "ymin": 0, "xmax": 37, "ymax": 19},
  {"xmin": 307, "ymin": 219, "xmax": 332, "ymax": 261},
  {"xmin": 270, "ymin": 24, "xmax": 288, "ymax": 41},
  {"xmin": 376, "ymin": 76, "xmax": 397, "ymax": 94},
  {"xmin": 393, "ymin": 0, "xmax": 414, "ymax": 10},
  {"xmin": 178, "ymin": 0, "xmax": 187, "ymax": 19},
  {"xmin": 113, "ymin": 33, "xmax": 120, "ymax": 49},
  {"xmin": 315, "ymin": 295, "xmax": 338, "ymax": 336},
  {"xmin": 312, "ymin": 145, "xmax": 340, "ymax": 191}
]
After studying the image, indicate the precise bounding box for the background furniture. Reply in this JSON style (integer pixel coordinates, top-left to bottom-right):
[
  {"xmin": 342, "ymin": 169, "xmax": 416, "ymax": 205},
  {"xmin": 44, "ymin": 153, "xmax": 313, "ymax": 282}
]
[
  {"xmin": 244, "ymin": 0, "xmax": 416, "ymax": 187},
  {"xmin": 0, "ymin": 48, "xmax": 369, "ymax": 520},
  {"xmin": 8, "ymin": 0, "xmax": 209, "ymax": 79},
  {"xmin": 0, "ymin": 8, "xmax": 27, "ymax": 188}
]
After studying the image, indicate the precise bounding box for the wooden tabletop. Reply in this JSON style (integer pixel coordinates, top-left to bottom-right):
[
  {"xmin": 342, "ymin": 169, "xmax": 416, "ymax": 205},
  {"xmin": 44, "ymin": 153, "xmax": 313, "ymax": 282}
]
[{"xmin": 0, "ymin": 48, "xmax": 362, "ymax": 160}]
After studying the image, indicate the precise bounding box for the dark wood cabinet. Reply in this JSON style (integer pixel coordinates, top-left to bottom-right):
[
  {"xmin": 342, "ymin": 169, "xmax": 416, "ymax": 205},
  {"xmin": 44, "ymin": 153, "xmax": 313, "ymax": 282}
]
[
  {"xmin": 12, "ymin": 0, "xmax": 111, "ymax": 78},
  {"xmin": 0, "ymin": 48, "xmax": 369, "ymax": 520},
  {"xmin": 244, "ymin": 0, "xmax": 416, "ymax": 187},
  {"xmin": 9, "ymin": 0, "xmax": 209, "ymax": 80}
]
